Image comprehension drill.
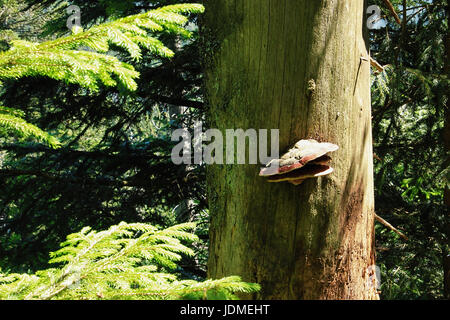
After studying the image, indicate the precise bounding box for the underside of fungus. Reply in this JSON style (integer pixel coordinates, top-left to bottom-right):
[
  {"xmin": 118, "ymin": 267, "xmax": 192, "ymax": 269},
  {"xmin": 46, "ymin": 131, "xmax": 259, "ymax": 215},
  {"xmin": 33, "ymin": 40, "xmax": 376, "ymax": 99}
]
[{"xmin": 259, "ymin": 139, "xmax": 338, "ymax": 186}]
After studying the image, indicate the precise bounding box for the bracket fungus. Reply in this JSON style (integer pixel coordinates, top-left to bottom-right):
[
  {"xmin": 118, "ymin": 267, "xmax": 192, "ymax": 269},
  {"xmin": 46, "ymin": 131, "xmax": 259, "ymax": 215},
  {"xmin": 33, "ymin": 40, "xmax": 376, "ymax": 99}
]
[{"xmin": 259, "ymin": 139, "xmax": 338, "ymax": 186}]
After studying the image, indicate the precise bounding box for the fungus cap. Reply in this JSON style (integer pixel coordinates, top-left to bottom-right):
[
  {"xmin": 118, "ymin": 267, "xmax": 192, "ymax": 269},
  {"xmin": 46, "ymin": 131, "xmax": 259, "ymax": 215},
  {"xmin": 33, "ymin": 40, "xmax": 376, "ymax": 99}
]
[
  {"xmin": 267, "ymin": 164, "xmax": 334, "ymax": 183},
  {"xmin": 259, "ymin": 139, "xmax": 338, "ymax": 177}
]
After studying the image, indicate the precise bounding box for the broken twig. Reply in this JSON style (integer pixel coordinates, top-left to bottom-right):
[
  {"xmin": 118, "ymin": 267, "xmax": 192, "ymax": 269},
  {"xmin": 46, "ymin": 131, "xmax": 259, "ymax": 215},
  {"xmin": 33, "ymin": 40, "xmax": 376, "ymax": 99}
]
[
  {"xmin": 375, "ymin": 213, "xmax": 409, "ymax": 241},
  {"xmin": 382, "ymin": 0, "xmax": 402, "ymax": 25}
]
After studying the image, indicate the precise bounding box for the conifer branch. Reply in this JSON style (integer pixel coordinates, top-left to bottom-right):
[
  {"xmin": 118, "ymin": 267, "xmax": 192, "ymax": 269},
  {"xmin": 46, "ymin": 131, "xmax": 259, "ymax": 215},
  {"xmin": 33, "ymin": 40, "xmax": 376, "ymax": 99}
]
[
  {"xmin": 375, "ymin": 213, "xmax": 409, "ymax": 241},
  {"xmin": 0, "ymin": 3, "xmax": 205, "ymax": 147},
  {"xmin": 382, "ymin": 0, "xmax": 402, "ymax": 25},
  {"xmin": 0, "ymin": 222, "xmax": 260, "ymax": 300}
]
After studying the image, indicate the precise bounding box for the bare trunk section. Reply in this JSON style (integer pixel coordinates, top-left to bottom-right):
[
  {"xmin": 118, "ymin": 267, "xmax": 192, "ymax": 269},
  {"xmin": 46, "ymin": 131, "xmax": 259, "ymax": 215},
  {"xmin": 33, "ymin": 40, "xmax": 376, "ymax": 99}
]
[{"xmin": 203, "ymin": 0, "xmax": 378, "ymax": 299}]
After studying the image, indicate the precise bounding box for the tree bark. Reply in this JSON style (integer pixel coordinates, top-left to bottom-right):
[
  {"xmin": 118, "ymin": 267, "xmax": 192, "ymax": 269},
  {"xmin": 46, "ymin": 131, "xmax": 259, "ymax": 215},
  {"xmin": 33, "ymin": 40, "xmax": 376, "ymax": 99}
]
[{"xmin": 203, "ymin": 0, "xmax": 378, "ymax": 299}]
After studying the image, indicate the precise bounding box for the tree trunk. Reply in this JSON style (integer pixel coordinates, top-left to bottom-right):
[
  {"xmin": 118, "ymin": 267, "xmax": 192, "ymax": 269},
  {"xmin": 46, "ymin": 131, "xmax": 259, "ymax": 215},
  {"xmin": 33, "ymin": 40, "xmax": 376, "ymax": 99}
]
[{"xmin": 203, "ymin": 0, "xmax": 378, "ymax": 299}]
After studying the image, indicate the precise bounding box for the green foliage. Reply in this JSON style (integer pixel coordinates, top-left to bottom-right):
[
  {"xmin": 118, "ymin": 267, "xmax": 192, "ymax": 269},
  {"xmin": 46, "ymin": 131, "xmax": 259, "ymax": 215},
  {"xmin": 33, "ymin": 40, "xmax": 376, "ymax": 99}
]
[
  {"xmin": 371, "ymin": 65, "xmax": 393, "ymax": 104},
  {"xmin": 370, "ymin": 0, "xmax": 448, "ymax": 299},
  {"xmin": 0, "ymin": 1, "xmax": 207, "ymax": 274},
  {"xmin": 0, "ymin": 3, "xmax": 204, "ymax": 90},
  {"xmin": 0, "ymin": 2, "xmax": 204, "ymax": 146},
  {"xmin": 0, "ymin": 0, "xmax": 53, "ymax": 46},
  {"xmin": 0, "ymin": 222, "xmax": 259, "ymax": 300},
  {"xmin": 376, "ymin": 221, "xmax": 445, "ymax": 300},
  {"xmin": 0, "ymin": 106, "xmax": 60, "ymax": 147}
]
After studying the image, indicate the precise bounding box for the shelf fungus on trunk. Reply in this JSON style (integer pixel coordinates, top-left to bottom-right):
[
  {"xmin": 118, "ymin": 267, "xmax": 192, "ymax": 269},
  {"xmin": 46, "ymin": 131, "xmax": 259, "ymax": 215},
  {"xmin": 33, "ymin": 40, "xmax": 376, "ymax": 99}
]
[{"xmin": 259, "ymin": 139, "xmax": 338, "ymax": 186}]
